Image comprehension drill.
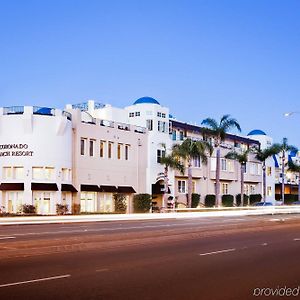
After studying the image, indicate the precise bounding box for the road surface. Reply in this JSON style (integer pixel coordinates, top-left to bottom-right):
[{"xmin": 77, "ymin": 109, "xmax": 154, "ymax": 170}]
[{"xmin": 0, "ymin": 214, "xmax": 300, "ymax": 299}]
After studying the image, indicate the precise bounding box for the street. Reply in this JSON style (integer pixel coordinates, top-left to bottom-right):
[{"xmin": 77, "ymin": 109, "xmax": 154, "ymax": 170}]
[{"xmin": 0, "ymin": 215, "xmax": 300, "ymax": 299}]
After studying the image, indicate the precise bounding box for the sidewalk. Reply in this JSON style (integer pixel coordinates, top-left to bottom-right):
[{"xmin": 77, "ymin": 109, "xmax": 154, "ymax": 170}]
[{"xmin": 1, "ymin": 206, "xmax": 300, "ymax": 226}]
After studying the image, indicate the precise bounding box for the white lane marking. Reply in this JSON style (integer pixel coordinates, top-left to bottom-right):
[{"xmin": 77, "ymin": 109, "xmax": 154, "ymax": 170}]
[
  {"xmin": 96, "ymin": 268, "xmax": 109, "ymax": 272},
  {"xmin": 199, "ymin": 248, "xmax": 236, "ymax": 256},
  {"xmin": 0, "ymin": 237, "xmax": 16, "ymax": 240},
  {"xmin": 0, "ymin": 274, "xmax": 71, "ymax": 288},
  {"xmin": 293, "ymin": 238, "xmax": 300, "ymax": 241}
]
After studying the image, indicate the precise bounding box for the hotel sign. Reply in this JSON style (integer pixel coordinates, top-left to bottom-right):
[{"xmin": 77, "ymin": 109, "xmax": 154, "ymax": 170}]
[{"xmin": 0, "ymin": 144, "xmax": 34, "ymax": 157}]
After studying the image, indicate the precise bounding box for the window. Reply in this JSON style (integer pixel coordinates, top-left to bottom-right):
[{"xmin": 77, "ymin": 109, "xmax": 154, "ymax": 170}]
[
  {"xmin": 108, "ymin": 142, "xmax": 113, "ymax": 159},
  {"xmin": 267, "ymin": 166, "xmax": 272, "ymax": 176},
  {"xmin": 244, "ymin": 184, "xmax": 250, "ymax": 195},
  {"xmin": 62, "ymin": 168, "xmax": 71, "ymax": 181},
  {"xmin": 100, "ymin": 141, "xmax": 105, "ymax": 158},
  {"xmin": 172, "ymin": 130, "xmax": 176, "ymax": 141},
  {"xmin": 117, "ymin": 143, "xmax": 122, "ymax": 160},
  {"xmin": 129, "ymin": 112, "xmax": 134, "ymax": 117},
  {"xmin": 227, "ymin": 160, "xmax": 234, "ymax": 172},
  {"xmin": 32, "ymin": 167, "xmax": 44, "ymax": 180},
  {"xmin": 146, "ymin": 119, "xmax": 153, "ymax": 131},
  {"xmin": 135, "ymin": 112, "xmax": 140, "ymax": 116},
  {"xmin": 221, "ymin": 159, "xmax": 227, "ymax": 171},
  {"xmin": 267, "ymin": 186, "xmax": 272, "ymax": 196},
  {"xmin": 89, "ymin": 139, "xmax": 95, "ymax": 157},
  {"xmin": 193, "ymin": 157, "xmax": 200, "ymax": 168},
  {"xmin": 162, "ymin": 113, "xmax": 166, "ymax": 118},
  {"xmin": 179, "ymin": 131, "xmax": 184, "ymax": 141},
  {"xmin": 178, "ymin": 180, "xmax": 186, "ymax": 193},
  {"xmin": 158, "ymin": 121, "xmax": 167, "ymax": 133},
  {"xmin": 157, "ymin": 149, "xmax": 165, "ymax": 163},
  {"xmin": 80, "ymin": 138, "xmax": 86, "ymax": 156},
  {"xmin": 14, "ymin": 167, "xmax": 24, "ymax": 179},
  {"xmin": 45, "ymin": 167, "xmax": 54, "ymax": 180},
  {"xmin": 157, "ymin": 112, "xmax": 162, "ymax": 117},
  {"xmin": 192, "ymin": 181, "xmax": 196, "ymax": 193},
  {"xmin": 250, "ymin": 185, "xmax": 256, "ymax": 194},
  {"xmin": 125, "ymin": 145, "xmax": 129, "ymax": 160},
  {"xmin": 221, "ymin": 183, "xmax": 228, "ymax": 194},
  {"xmin": 250, "ymin": 163, "xmax": 258, "ymax": 175},
  {"xmin": 3, "ymin": 167, "xmax": 12, "ymax": 179}
]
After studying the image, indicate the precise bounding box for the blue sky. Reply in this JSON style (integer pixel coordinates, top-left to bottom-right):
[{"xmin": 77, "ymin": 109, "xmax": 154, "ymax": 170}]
[{"xmin": 1, "ymin": 0, "xmax": 300, "ymax": 146}]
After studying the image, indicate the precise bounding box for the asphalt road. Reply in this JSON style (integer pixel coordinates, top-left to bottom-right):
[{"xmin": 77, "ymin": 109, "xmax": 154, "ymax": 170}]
[{"xmin": 0, "ymin": 214, "xmax": 300, "ymax": 300}]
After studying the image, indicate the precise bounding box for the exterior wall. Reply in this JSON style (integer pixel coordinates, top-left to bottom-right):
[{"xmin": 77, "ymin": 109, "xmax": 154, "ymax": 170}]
[
  {"xmin": 0, "ymin": 106, "xmax": 72, "ymax": 214},
  {"xmin": 70, "ymin": 109, "xmax": 148, "ymax": 213}
]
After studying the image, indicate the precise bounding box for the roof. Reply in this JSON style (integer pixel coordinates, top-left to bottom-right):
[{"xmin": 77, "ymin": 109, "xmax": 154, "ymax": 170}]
[
  {"xmin": 171, "ymin": 120, "xmax": 260, "ymax": 145},
  {"xmin": 133, "ymin": 97, "xmax": 160, "ymax": 105},
  {"xmin": 247, "ymin": 129, "xmax": 266, "ymax": 136}
]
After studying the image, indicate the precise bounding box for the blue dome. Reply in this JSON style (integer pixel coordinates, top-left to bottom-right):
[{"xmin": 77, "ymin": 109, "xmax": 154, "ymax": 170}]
[
  {"xmin": 133, "ymin": 97, "xmax": 160, "ymax": 105},
  {"xmin": 247, "ymin": 129, "xmax": 267, "ymax": 136}
]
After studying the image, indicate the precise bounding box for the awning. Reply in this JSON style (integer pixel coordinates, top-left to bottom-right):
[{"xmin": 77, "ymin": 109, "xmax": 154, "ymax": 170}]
[
  {"xmin": 152, "ymin": 183, "xmax": 171, "ymax": 194},
  {"xmin": 81, "ymin": 184, "xmax": 100, "ymax": 192},
  {"xmin": 31, "ymin": 183, "xmax": 58, "ymax": 191},
  {"xmin": 117, "ymin": 186, "xmax": 136, "ymax": 193},
  {"xmin": 61, "ymin": 184, "xmax": 78, "ymax": 192},
  {"xmin": 0, "ymin": 183, "xmax": 24, "ymax": 191},
  {"xmin": 99, "ymin": 185, "xmax": 118, "ymax": 193}
]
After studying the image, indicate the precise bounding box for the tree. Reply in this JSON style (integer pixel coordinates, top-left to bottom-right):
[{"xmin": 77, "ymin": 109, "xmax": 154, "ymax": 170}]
[
  {"xmin": 275, "ymin": 138, "xmax": 298, "ymax": 204},
  {"xmin": 201, "ymin": 115, "xmax": 241, "ymax": 207},
  {"xmin": 255, "ymin": 145, "xmax": 281, "ymax": 202},
  {"xmin": 160, "ymin": 144, "xmax": 185, "ymax": 209},
  {"xmin": 225, "ymin": 149, "xmax": 251, "ymax": 206},
  {"xmin": 173, "ymin": 138, "xmax": 213, "ymax": 208},
  {"xmin": 288, "ymin": 160, "xmax": 300, "ymax": 202}
]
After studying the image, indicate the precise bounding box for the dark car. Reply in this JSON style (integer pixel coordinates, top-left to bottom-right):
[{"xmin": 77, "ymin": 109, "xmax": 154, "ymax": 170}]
[
  {"xmin": 253, "ymin": 202, "xmax": 273, "ymax": 207},
  {"xmin": 292, "ymin": 201, "xmax": 300, "ymax": 205}
]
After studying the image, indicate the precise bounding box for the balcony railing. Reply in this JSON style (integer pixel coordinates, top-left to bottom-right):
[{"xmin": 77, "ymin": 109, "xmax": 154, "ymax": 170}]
[
  {"xmin": 3, "ymin": 106, "xmax": 24, "ymax": 115},
  {"xmin": 134, "ymin": 126, "xmax": 146, "ymax": 134},
  {"xmin": 33, "ymin": 106, "xmax": 55, "ymax": 116},
  {"xmin": 100, "ymin": 120, "xmax": 114, "ymax": 128},
  {"xmin": 117, "ymin": 122, "xmax": 130, "ymax": 131},
  {"xmin": 62, "ymin": 111, "xmax": 72, "ymax": 121}
]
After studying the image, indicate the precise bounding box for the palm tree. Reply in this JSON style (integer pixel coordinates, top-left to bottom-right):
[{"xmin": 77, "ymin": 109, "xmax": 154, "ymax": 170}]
[
  {"xmin": 172, "ymin": 138, "xmax": 213, "ymax": 208},
  {"xmin": 225, "ymin": 149, "xmax": 251, "ymax": 206},
  {"xmin": 255, "ymin": 145, "xmax": 281, "ymax": 202},
  {"xmin": 288, "ymin": 160, "xmax": 300, "ymax": 202},
  {"xmin": 276, "ymin": 138, "xmax": 298, "ymax": 204},
  {"xmin": 201, "ymin": 115, "xmax": 241, "ymax": 207},
  {"xmin": 160, "ymin": 145, "xmax": 185, "ymax": 208}
]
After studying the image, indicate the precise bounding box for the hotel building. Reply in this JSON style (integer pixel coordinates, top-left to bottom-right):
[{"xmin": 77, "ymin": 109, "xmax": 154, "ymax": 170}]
[{"xmin": 0, "ymin": 97, "xmax": 277, "ymax": 214}]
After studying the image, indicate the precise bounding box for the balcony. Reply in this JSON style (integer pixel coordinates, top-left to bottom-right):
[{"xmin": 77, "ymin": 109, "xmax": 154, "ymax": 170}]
[
  {"xmin": 33, "ymin": 106, "xmax": 55, "ymax": 116},
  {"xmin": 3, "ymin": 106, "xmax": 24, "ymax": 115}
]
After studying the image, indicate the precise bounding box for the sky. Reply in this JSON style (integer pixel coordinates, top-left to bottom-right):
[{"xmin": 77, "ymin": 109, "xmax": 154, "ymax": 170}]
[{"xmin": 0, "ymin": 0, "xmax": 300, "ymax": 146}]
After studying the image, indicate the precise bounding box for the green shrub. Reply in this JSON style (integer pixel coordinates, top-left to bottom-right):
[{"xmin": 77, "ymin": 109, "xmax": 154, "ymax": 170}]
[
  {"xmin": 56, "ymin": 204, "xmax": 69, "ymax": 215},
  {"xmin": 283, "ymin": 194, "xmax": 298, "ymax": 204},
  {"xmin": 205, "ymin": 194, "xmax": 216, "ymax": 207},
  {"xmin": 22, "ymin": 204, "xmax": 36, "ymax": 214},
  {"xmin": 191, "ymin": 193, "xmax": 201, "ymax": 208},
  {"xmin": 114, "ymin": 193, "xmax": 127, "ymax": 213},
  {"xmin": 222, "ymin": 194, "xmax": 234, "ymax": 207},
  {"xmin": 235, "ymin": 194, "xmax": 249, "ymax": 206},
  {"xmin": 133, "ymin": 194, "xmax": 151, "ymax": 213},
  {"xmin": 249, "ymin": 194, "xmax": 262, "ymax": 205}
]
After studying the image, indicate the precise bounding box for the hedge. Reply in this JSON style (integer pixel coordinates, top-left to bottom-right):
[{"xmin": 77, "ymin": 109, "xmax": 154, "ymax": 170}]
[
  {"xmin": 205, "ymin": 194, "xmax": 215, "ymax": 207},
  {"xmin": 191, "ymin": 193, "xmax": 201, "ymax": 208},
  {"xmin": 133, "ymin": 194, "xmax": 152, "ymax": 213},
  {"xmin": 249, "ymin": 194, "xmax": 262, "ymax": 205},
  {"xmin": 235, "ymin": 194, "xmax": 250, "ymax": 206},
  {"xmin": 222, "ymin": 195, "xmax": 234, "ymax": 207}
]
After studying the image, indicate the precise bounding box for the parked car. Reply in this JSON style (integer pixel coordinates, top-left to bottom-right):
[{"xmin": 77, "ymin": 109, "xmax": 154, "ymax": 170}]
[
  {"xmin": 292, "ymin": 201, "xmax": 300, "ymax": 205},
  {"xmin": 253, "ymin": 202, "xmax": 274, "ymax": 207}
]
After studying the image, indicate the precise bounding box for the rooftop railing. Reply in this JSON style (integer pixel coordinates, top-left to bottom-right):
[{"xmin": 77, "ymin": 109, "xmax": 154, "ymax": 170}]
[
  {"xmin": 33, "ymin": 106, "xmax": 55, "ymax": 116},
  {"xmin": 3, "ymin": 106, "xmax": 24, "ymax": 115}
]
